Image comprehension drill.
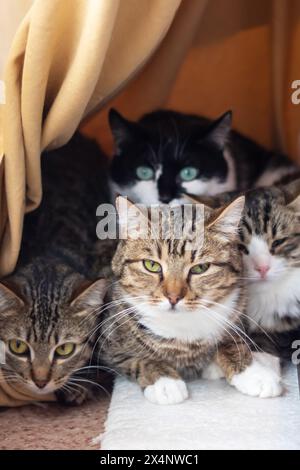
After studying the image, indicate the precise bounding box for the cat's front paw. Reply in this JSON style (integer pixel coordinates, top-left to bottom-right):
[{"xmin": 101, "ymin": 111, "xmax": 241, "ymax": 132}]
[
  {"xmin": 144, "ymin": 377, "xmax": 188, "ymax": 405},
  {"xmin": 230, "ymin": 357, "xmax": 283, "ymax": 398}
]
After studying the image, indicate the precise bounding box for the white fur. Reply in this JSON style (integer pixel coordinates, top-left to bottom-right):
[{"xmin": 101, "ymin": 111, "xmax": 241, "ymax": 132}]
[
  {"xmin": 202, "ymin": 362, "xmax": 225, "ymax": 380},
  {"xmin": 112, "ymin": 150, "xmax": 237, "ymax": 205},
  {"xmin": 243, "ymin": 236, "xmax": 286, "ymax": 282},
  {"xmin": 242, "ymin": 235, "xmax": 300, "ymax": 331},
  {"xmin": 136, "ymin": 289, "xmax": 240, "ymax": 342},
  {"xmin": 144, "ymin": 377, "xmax": 188, "ymax": 405},
  {"xmin": 112, "ymin": 180, "xmax": 160, "ymax": 205},
  {"xmin": 182, "ymin": 150, "xmax": 236, "ymax": 197},
  {"xmin": 230, "ymin": 352, "xmax": 283, "ymax": 398},
  {"xmin": 247, "ymin": 267, "xmax": 300, "ymax": 331}
]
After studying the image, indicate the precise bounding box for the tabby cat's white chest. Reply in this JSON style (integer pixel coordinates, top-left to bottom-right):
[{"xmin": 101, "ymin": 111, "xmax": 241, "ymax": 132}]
[
  {"xmin": 247, "ymin": 268, "xmax": 300, "ymax": 331},
  {"xmin": 138, "ymin": 289, "xmax": 240, "ymax": 342}
]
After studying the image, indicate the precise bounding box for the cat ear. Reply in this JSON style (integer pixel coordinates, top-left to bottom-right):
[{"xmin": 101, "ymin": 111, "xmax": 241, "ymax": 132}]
[
  {"xmin": 283, "ymin": 178, "xmax": 300, "ymax": 214},
  {"xmin": 0, "ymin": 281, "xmax": 25, "ymax": 311},
  {"xmin": 116, "ymin": 195, "xmax": 149, "ymax": 239},
  {"xmin": 205, "ymin": 110, "xmax": 232, "ymax": 149},
  {"xmin": 208, "ymin": 196, "xmax": 245, "ymax": 237},
  {"xmin": 70, "ymin": 279, "xmax": 107, "ymax": 313},
  {"xmin": 109, "ymin": 108, "xmax": 140, "ymax": 152}
]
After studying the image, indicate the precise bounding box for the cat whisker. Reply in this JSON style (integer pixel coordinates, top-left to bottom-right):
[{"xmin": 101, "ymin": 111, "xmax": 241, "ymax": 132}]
[
  {"xmin": 97, "ymin": 305, "xmax": 145, "ymax": 352},
  {"xmin": 69, "ymin": 377, "xmax": 111, "ymax": 398},
  {"xmin": 199, "ymin": 297, "xmax": 271, "ymax": 345},
  {"xmin": 199, "ymin": 301, "xmax": 257, "ymax": 356},
  {"xmin": 198, "ymin": 304, "xmax": 245, "ymax": 363},
  {"xmin": 90, "ymin": 304, "xmax": 146, "ymax": 365},
  {"xmin": 73, "ymin": 365, "xmax": 119, "ymax": 375}
]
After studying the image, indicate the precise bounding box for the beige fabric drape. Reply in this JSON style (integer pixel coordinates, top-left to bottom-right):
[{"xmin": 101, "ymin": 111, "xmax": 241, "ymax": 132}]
[{"xmin": 0, "ymin": 0, "xmax": 182, "ymax": 279}]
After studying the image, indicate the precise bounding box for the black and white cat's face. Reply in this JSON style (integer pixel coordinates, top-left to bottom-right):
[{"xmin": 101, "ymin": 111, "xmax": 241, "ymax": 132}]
[{"xmin": 109, "ymin": 109, "xmax": 236, "ymax": 205}]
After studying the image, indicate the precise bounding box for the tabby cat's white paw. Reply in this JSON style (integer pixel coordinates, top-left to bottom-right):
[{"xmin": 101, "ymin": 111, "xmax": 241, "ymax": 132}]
[
  {"xmin": 144, "ymin": 377, "xmax": 188, "ymax": 405},
  {"xmin": 230, "ymin": 356, "xmax": 283, "ymax": 398},
  {"xmin": 202, "ymin": 362, "xmax": 225, "ymax": 380}
]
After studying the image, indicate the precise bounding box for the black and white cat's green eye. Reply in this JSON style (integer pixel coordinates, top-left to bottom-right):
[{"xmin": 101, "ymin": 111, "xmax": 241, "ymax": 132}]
[
  {"xmin": 55, "ymin": 342, "xmax": 76, "ymax": 358},
  {"xmin": 8, "ymin": 339, "xmax": 29, "ymax": 356},
  {"xmin": 190, "ymin": 263, "xmax": 210, "ymax": 275},
  {"xmin": 143, "ymin": 259, "xmax": 162, "ymax": 273},
  {"xmin": 136, "ymin": 166, "xmax": 154, "ymax": 181},
  {"xmin": 179, "ymin": 166, "xmax": 199, "ymax": 182}
]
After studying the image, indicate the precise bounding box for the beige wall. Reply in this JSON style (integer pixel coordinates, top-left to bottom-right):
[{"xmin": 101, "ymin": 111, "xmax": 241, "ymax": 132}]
[
  {"xmin": 0, "ymin": 0, "xmax": 32, "ymax": 77},
  {"xmin": 82, "ymin": 0, "xmax": 300, "ymax": 162}
]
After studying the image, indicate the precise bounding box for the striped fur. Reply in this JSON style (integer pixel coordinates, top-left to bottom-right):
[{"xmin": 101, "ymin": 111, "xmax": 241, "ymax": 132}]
[
  {"xmin": 186, "ymin": 179, "xmax": 300, "ymax": 357},
  {"xmin": 99, "ymin": 197, "xmax": 255, "ymax": 398},
  {"xmin": 0, "ymin": 134, "xmax": 113, "ymax": 405}
]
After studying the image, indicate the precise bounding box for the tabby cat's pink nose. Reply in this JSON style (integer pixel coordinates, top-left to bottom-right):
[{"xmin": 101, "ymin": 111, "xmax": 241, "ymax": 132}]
[
  {"xmin": 255, "ymin": 264, "xmax": 270, "ymax": 279},
  {"xmin": 167, "ymin": 293, "xmax": 181, "ymax": 306}
]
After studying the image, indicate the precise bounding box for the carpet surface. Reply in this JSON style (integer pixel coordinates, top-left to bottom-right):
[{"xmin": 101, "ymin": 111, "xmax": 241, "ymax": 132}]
[
  {"xmin": 101, "ymin": 365, "xmax": 300, "ymax": 450},
  {"xmin": 0, "ymin": 397, "xmax": 110, "ymax": 450}
]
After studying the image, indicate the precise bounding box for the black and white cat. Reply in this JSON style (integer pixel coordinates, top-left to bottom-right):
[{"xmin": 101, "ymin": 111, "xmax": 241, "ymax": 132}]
[{"xmin": 109, "ymin": 109, "xmax": 297, "ymax": 205}]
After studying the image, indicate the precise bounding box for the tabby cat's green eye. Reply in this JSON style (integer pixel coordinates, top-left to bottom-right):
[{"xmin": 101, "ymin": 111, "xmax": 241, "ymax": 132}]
[
  {"xmin": 55, "ymin": 343, "xmax": 76, "ymax": 358},
  {"xmin": 136, "ymin": 166, "xmax": 154, "ymax": 181},
  {"xmin": 9, "ymin": 339, "xmax": 29, "ymax": 356},
  {"xmin": 180, "ymin": 166, "xmax": 199, "ymax": 181},
  {"xmin": 143, "ymin": 259, "xmax": 162, "ymax": 273},
  {"xmin": 190, "ymin": 263, "xmax": 210, "ymax": 275}
]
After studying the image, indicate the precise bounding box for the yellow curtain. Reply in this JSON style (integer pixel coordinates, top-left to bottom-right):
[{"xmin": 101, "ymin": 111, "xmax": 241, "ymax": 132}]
[{"xmin": 0, "ymin": 0, "xmax": 182, "ymax": 278}]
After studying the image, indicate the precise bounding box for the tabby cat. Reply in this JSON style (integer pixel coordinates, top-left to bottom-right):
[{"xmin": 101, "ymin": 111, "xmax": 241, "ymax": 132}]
[
  {"xmin": 109, "ymin": 108, "xmax": 296, "ymax": 205},
  {"xmin": 0, "ymin": 134, "xmax": 112, "ymax": 405},
  {"xmin": 239, "ymin": 181, "xmax": 300, "ymax": 335},
  {"xmin": 99, "ymin": 196, "xmax": 282, "ymax": 405},
  {"xmin": 186, "ymin": 179, "xmax": 300, "ymax": 350}
]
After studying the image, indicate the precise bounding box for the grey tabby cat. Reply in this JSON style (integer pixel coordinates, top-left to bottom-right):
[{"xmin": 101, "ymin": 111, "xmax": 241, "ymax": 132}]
[
  {"xmin": 99, "ymin": 196, "xmax": 282, "ymax": 405},
  {"xmin": 0, "ymin": 134, "xmax": 112, "ymax": 405},
  {"xmin": 187, "ymin": 179, "xmax": 300, "ymax": 354}
]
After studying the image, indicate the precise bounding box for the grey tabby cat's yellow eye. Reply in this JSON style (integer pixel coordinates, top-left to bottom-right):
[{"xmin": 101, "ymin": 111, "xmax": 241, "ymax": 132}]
[
  {"xmin": 143, "ymin": 259, "xmax": 162, "ymax": 273},
  {"xmin": 180, "ymin": 166, "xmax": 198, "ymax": 181},
  {"xmin": 55, "ymin": 342, "xmax": 76, "ymax": 358},
  {"xmin": 9, "ymin": 339, "xmax": 29, "ymax": 356},
  {"xmin": 190, "ymin": 263, "xmax": 210, "ymax": 275},
  {"xmin": 136, "ymin": 166, "xmax": 154, "ymax": 181}
]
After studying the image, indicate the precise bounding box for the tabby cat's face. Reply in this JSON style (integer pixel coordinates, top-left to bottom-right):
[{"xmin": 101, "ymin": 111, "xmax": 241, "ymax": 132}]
[
  {"xmin": 0, "ymin": 275, "xmax": 106, "ymax": 396},
  {"xmin": 113, "ymin": 197, "xmax": 245, "ymax": 341},
  {"xmin": 239, "ymin": 187, "xmax": 300, "ymax": 283},
  {"xmin": 109, "ymin": 109, "xmax": 235, "ymax": 205}
]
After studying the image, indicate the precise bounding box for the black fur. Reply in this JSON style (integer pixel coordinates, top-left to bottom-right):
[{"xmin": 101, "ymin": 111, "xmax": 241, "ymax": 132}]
[{"xmin": 109, "ymin": 109, "xmax": 295, "ymax": 203}]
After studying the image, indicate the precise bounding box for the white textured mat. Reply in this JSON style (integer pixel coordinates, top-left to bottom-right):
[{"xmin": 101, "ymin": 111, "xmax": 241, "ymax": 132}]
[{"xmin": 101, "ymin": 365, "xmax": 300, "ymax": 450}]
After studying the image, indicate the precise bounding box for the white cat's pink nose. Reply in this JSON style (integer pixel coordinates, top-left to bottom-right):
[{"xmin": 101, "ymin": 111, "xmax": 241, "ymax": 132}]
[{"xmin": 255, "ymin": 264, "xmax": 270, "ymax": 279}]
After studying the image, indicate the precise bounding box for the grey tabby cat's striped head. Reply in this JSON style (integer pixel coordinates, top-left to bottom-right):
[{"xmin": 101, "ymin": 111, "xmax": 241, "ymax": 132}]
[
  {"xmin": 0, "ymin": 260, "xmax": 106, "ymax": 396},
  {"xmin": 239, "ymin": 180, "xmax": 300, "ymax": 282},
  {"xmin": 112, "ymin": 196, "xmax": 245, "ymax": 342}
]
